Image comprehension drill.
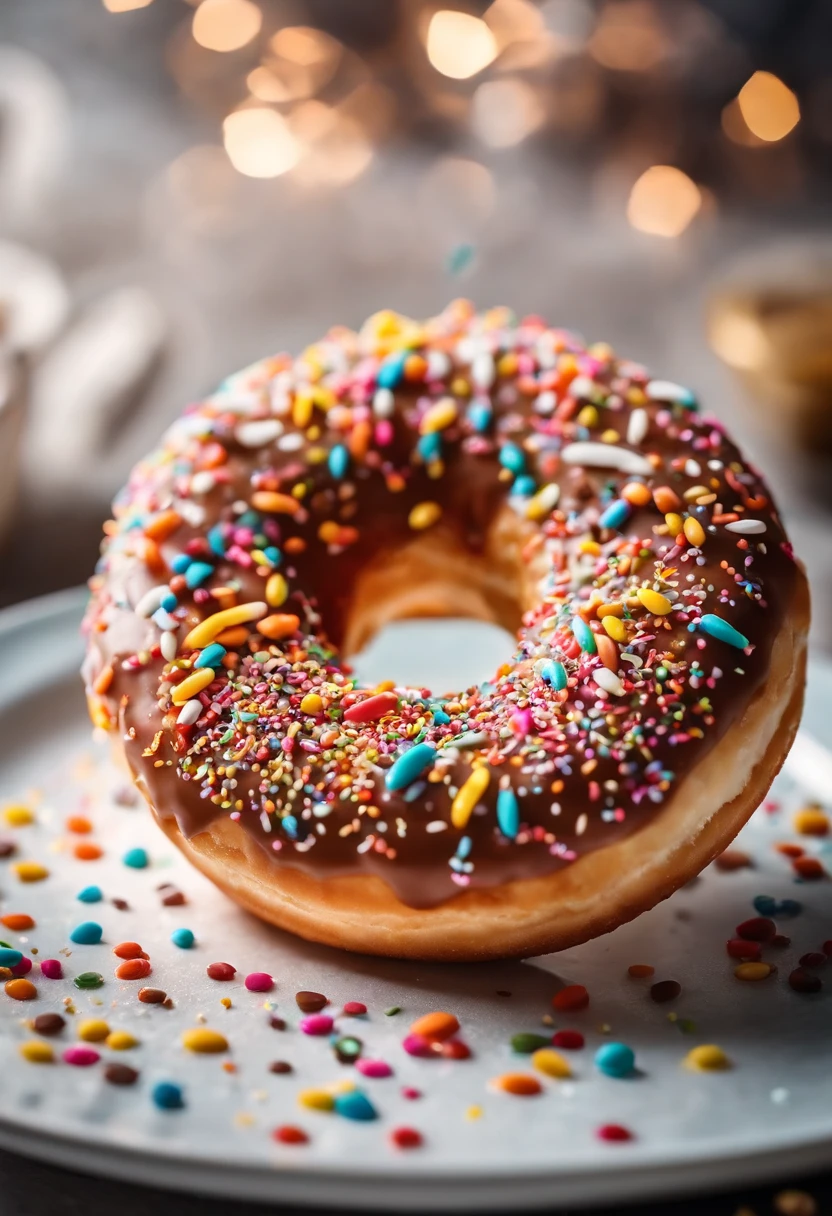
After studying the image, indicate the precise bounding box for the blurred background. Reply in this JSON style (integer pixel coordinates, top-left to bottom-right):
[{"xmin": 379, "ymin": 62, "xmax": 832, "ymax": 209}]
[{"xmin": 1, "ymin": 0, "xmax": 831, "ymax": 650}]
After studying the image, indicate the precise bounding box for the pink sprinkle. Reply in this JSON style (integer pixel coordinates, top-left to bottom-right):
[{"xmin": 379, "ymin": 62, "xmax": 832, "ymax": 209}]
[
  {"xmin": 11, "ymin": 957, "xmax": 32, "ymax": 977},
  {"xmin": 401, "ymin": 1086, "xmax": 422, "ymax": 1100},
  {"xmin": 244, "ymin": 972, "xmax": 274, "ymax": 993},
  {"xmin": 300, "ymin": 1014, "xmax": 333, "ymax": 1036},
  {"xmin": 40, "ymin": 959, "xmax": 63, "ymax": 980},
  {"xmin": 63, "ymin": 1046, "xmax": 100, "ymax": 1067},
  {"xmin": 356, "ymin": 1059, "xmax": 392, "ymax": 1079},
  {"xmin": 402, "ymin": 1033, "xmax": 432, "ymax": 1057},
  {"xmin": 343, "ymin": 1001, "xmax": 367, "ymax": 1017},
  {"xmin": 597, "ymin": 1124, "xmax": 633, "ymax": 1143}
]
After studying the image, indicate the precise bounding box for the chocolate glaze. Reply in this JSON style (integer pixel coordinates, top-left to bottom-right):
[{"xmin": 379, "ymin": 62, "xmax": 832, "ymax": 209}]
[{"xmin": 83, "ymin": 308, "xmax": 799, "ymax": 908}]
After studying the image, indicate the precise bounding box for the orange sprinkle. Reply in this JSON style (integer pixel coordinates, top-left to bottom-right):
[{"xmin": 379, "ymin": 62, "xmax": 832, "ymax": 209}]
[
  {"xmin": 793, "ymin": 807, "xmax": 829, "ymax": 837},
  {"xmin": 66, "ymin": 816, "xmax": 93, "ymax": 835},
  {"xmin": 492, "ymin": 1073, "xmax": 542, "ymax": 1096},
  {"xmin": 409, "ymin": 1011, "xmax": 460, "ymax": 1042},
  {"xmin": 653, "ymin": 486, "xmax": 681, "ymax": 514},
  {"xmin": 93, "ymin": 666, "xmax": 114, "ymax": 695},
  {"xmin": 215, "ymin": 626, "xmax": 249, "ymax": 648},
  {"xmin": 144, "ymin": 510, "xmax": 182, "ymax": 542},
  {"xmin": 5, "ymin": 978, "xmax": 37, "ymax": 1001},
  {"xmin": 113, "ymin": 942, "xmax": 147, "ymax": 960},
  {"xmin": 552, "ymin": 984, "xmax": 589, "ymax": 1012},
  {"xmin": 73, "ymin": 842, "xmax": 103, "ymax": 861},
  {"xmin": 250, "ymin": 491, "xmax": 299, "ymax": 515},
  {"xmin": 115, "ymin": 958, "xmax": 152, "ymax": 981},
  {"xmin": 141, "ymin": 538, "xmax": 165, "ymax": 575},
  {"xmin": 775, "ymin": 842, "xmax": 804, "ymax": 858},
  {"xmin": 793, "ymin": 857, "xmax": 826, "ymax": 881},
  {"xmin": 0, "ymin": 914, "xmax": 35, "ymax": 931},
  {"xmin": 621, "ymin": 481, "xmax": 652, "ymax": 506},
  {"xmin": 595, "ymin": 633, "xmax": 619, "ymax": 672},
  {"xmin": 258, "ymin": 614, "xmax": 300, "ymax": 640},
  {"xmin": 628, "ymin": 964, "xmax": 655, "ymax": 979}
]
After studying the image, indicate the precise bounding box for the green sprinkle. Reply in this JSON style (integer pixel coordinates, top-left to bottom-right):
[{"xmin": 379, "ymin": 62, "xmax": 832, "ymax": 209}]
[
  {"xmin": 384, "ymin": 1006, "xmax": 401, "ymax": 1017},
  {"xmin": 511, "ymin": 1032, "xmax": 551, "ymax": 1054},
  {"xmin": 74, "ymin": 971, "xmax": 104, "ymax": 990}
]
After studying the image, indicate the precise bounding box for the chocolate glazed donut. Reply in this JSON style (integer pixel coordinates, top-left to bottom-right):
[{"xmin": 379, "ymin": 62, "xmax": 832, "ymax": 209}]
[{"xmin": 83, "ymin": 302, "xmax": 809, "ymax": 960}]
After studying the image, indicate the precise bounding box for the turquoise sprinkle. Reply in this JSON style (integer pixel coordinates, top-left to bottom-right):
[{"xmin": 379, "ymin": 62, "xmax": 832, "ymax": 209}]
[
  {"xmin": 123, "ymin": 847, "xmax": 149, "ymax": 870},
  {"xmin": 496, "ymin": 788, "xmax": 520, "ymax": 839},
  {"xmin": 385, "ymin": 743, "xmax": 436, "ymax": 791},
  {"xmin": 418, "ymin": 432, "xmax": 442, "ymax": 462},
  {"xmin": 69, "ymin": 922, "xmax": 103, "ymax": 945},
  {"xmin": 376, "ymin": 352, "xmax": 407, "ymax": 390},
  {"xmin": 77, "ymin": 885, "xmax": 103, "ymax": 903},
  {"xmin": 152, "ymin": 1081, "xmax": 184, "ymax": 1111},
  {"xmin": 194, "ymin": 643, "xmax": 226, "ymax": 670},
  {"xmin": 171, "ymin": 553, "xmax": 192, "ymax": 574},
  {"xmin": 262, "ymin": 545, "xmax": 281, "ymax": 566},
  {"xmin": 432, "ymin": 707, "xmax": 451, "ymax": 725},
  {"xmin": 499, "ymin": 443, "xmax": 525, "ymax": 473},
  {"xmin": 446, "ymin": 242, "xmax": 476, "ymax": 276},
  {"xmin": 185, "ymin": 561, "xmax": 214, "ymax": 589},
  {"xmin": 599, "ymin": 498, "xmax": 631, "ymax": 531},
  {"xmin": 207, "ymin": 525, "xmax": 226, "ymax": 557},
  {"xmin": 334, "ymin": 1090, "xmax": 378, "ymax": 1121},
  {"xmin": 595, "ymin": 1042, "xmax": 635, "ymax": 1078},
  {"xmin": 0, "ymin": 947, "xmax": 23, "ymax": 968},
  {"xmin": 512, "ymin": 474, "xmax": 536, "ymax": 497},
  {"xmin": 571, "ymin": 617, "xmax": 597, "ymax": 654},
  {"xmin": 467, "ymin": 401, "xmax": 492, "ymax": 432},
  {"xmin": 171, "ymin": 928, "xmax": 195, "ymax": 950},
  {"xmin": 282, "ymin": 815, "xmax": 298, "ymax": 839},
  {"xmin": 328, "ymin": 444, "xmax": 349, "ymax": 479},
  {"xmin": 160, "ymin": 592, "xmax": 178, "ymax": 612},
  {"xmin": 699, "ymin": 613, "xmax": 749, "ymax": 649},
  {"xmin": 541, "ymin": 660, "xmax": 568, "ymax": 691}
]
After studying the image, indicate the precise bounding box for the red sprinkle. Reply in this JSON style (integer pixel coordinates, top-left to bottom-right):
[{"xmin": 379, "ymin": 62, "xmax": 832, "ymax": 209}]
[
  {"xmin": 726, "ymin": 938, "xmax": 762, "ymax": 961},
  {"xmin": 552, "ymin": 984, "xmax": 589, "ymax": 1012},
  {"xmin": 735, "ymin": 917, "xmax": 776, "ymax": 942},
  {"xmin": 272, "ymin": 1125, "xmax": 308, "ymax": 1145},
  {"xmin": 799, "ymin": 952, "xmax": 826, "ymax": 969},
  {"xmin": 390, "ymin": 1127, "xmax": 423, "ymax": 1149},
  {"xmin": 11, "ymin": 957, "xmax": 32, "ymax": 977},
  {"xmin": 789, "ymin": 967, "xmax": 822, "ymax": 994},
  {"xmin": 207, "ymin": 962, "xmax": 236, "ymax": 982},
  {"xmin": 792, "ymin": 857, "xmax": 826, "ymax": 880},
  {"xmin": 440, "ymin": 1039, "xmax": 471, "ymax": 1060},
  {"xmin": 597, "ymin": 1124, "xmax": 634, "ymax": 1142},
  {"xmin": 343, "ymin": 692, "xmax": 399, "ymax": 724},
  {"xmin": 552, "ymin": 1029, "xmax": 585, "ymax": 1050},
  {"xmin": 401, "ymin": 1087, "xmax": 422, "ymax": 1100},
  {"xmin": 343, "ymin": 1001, "xmax": 367, "ymax": 1016}
]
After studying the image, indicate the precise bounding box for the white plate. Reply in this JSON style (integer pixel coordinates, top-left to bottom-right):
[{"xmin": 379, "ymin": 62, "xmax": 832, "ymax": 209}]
[{"xmin": 0, "ymin": 588, "xmax": 830, "ymax": 1211}]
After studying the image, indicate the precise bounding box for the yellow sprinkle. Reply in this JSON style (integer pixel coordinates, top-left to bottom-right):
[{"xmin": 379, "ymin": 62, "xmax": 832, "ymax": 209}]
[
  {"xmin": 734, "ymin": 961, "xmax": 774, "ymax": 982},
  {"xmin": 637, "ymin": 588, "xmax": 672, "ymax": 616},
  {"xmin": 450, "ymin": 376, "xmax": 469, "ymax": 397},
  {"xmin": 408, "ymin": 501, "xmax": 442, "ymax": 531},
  {"xmin": 579, "ymin": 540, "xmax": 601, "ymax": 556},
  {"xmin": 664, "ymin": 513, "xmax": 684, "ymax": 536},
  {"xmin": 106, "ymin": 1030, "xmax": 139, "ymax": 1050},
  {"xmin": 182, "ymin": 602, "xmax": 268, "ymax": 651},
  {"xmin": 683, "ymin": 484, "xmax": 709, "ymax": 502},
  {"xmin": 13, "ymin": 862, "xmax": 49, "ymax": 883},
  {"xmin": 171, "ymin": 667, "xmax": 215, "ymax": 706},
  {"xmin": 683, "ymin": 516, "xmax": 706, "ymax": 546},
  {"xmin": 577, "ymin": 405, "xmax": 598, "ymax": 428},
  {"xmin": 19, "ymin": 1040, "xmax": 53, "ymax": 1064},
  {"xmin": 531, "ymin": 1048, "xmax": 572, "ymax": 1079},
  {"xmin": 793, "ymin": 806, "xmax": 829, "ymax": 837},
  {"xmin": 220, "ymin": 997, "xmax": 232, "ymax": 1009},
  {"xmin": 525, "ymin": 484, "xmax": 560, "ymax": 521},
  {"xmin": 451, "ymin": 767, "xmax": 490, "ymax": 830},
  {"xmin": 265, "ymin": 573, "xmax": 288, "ymax": 608},
  {"xmin": 419, "ymin": 397, "xmax": 457, "ymax": 434},
  {"xmin": 3, "ymin": 805, "xmax": 34, "ymax": 827},
  {"xmin": 602, "ymin": 615, "xmax": 626, "ymax": 643},
  {"xmin": 182, "ymin": 1027, "xmax": 229, "ymax": 1054},
  {"xmin": 300, "ymin": 693, "xmax": 323, "ymax": 714},
  {"xmin": 298, "ymin": 1088, "xmax": 335, "ymax": 1112},
  {"xmin": 684, "ymin": 1044, "xmax": 731, "ymax": 1072},
  {"xmin": 466, "ymin": 1104, "xmax": 483, "ymax": 1120},
  {"xmin": 600, "ymin": 428, "xmax": 620, "ymax": 444},
  {"xmin": 78, "ymin": 1019, "xmax": 110, "ymax": 1042},
  {"xmin": 292, "ymin": 392, "xmax": 314, "ymax": 428}
]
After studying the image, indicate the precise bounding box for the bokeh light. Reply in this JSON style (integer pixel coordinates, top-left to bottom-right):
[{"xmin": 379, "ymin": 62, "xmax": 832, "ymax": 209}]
[
  {"xmin": 588, "ymin": 1, "xmax": 667, "ymax": 72},
  {"xmin": 222, "ymin": 107, "xmax": 299, "ymax": 178},
  {"xmin": 627, "ymin": 165, "xmax": 702, "ymax": 238},
  {"xmin": 471, "ymin": 79, "xmax": 544, "ymax": 147},
  {"xmin": 192, "ymin": 0, "xmax": 262, "ymax": 54},
  {"xmin": 425, "ymin": 11, "xmax": 498, "ymax": 81},
  {"xmin": 737, "ymin": 71, "xmax": 800, "ymax": 143}
]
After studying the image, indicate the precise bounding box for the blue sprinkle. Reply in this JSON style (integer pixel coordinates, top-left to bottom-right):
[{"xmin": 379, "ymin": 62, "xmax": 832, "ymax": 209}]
[
  {"xmin": 185, "ymin": 561, "xmax": 214, "ymax": 590},
  {"xmin": 334, "ymin": 1089, "xmax": 378, "ymax": 1122},
  {"xmin": 376, "ymin": 352, "xmax": 407, "ymax": 390},
  {"xmin": 432, "ymin": 707, "xmax": 450, "ymax": 725},
  {"xmin": 123, "ymin": 847, "xmax": 149, "ymax": 870},
  {"xmin": 151, "ymin": 608, "xmax": 178, "ymax": 632},
  {"xmin": 599, "ymin": 498, "xmax": 631, "ymax": 531},
  {"xmin": 328, "ymin": 444, "xmax": 349, "ymax": 479},
  {"xmin": 754, "ymin": 894, "xmax": 802, "ymax": 918},
  {"xmin": 418, "ymin": 432, "xmax": 442, "ymax": 462},
  {"xmin": 445, "ymin": 241, "xmax": 476, "ymax": 276},
  {"xmin": 207, "ymin": 526, "xmax": 226, "ymax": 557},
  {"xmin": 698, "ymin": 614, "xmax": 749, "ymax": 650},
  {"xmin": 152, "ymin": 1081, "xmax": 184, "ymax": 1111},
  {"xmin": 0, "ymin": 947, "xmax": 23, "ymax": 968},
  {"xmin": 262, "ymin": 546, "xmax": 281, "ymax": 567},
  {"xmin": 194, "ymin": 643, "xmax": 226, "ymax": 670},
  {"xmin": 69, "ymin": 921, "xmax": 103, "ymax": 946},
  {"xmin": 499, "ymin": 443, "xmax": 525, "ymax": 473},
  {"xmin": 282, "ymin": 815, "xmax": 298, "ymax": 839},
  {"xmin": 541, "ymin": 660, "xmax": 568, "ymax": 691},
  {"xmin": 385, "ymin": 743, "xmax": 436, "ymax": 792},
  {"xmin": 160, "ymin": 592, "xmax": 178, "ymax": 612},
  {"xmin": 467, "ymin": 401, "xmax": 492, "ymax": 433},
  {"xmin": 77, "ymin": 885, "xmax": 103, "ymax": 904},
  {"xmin": 595, "ymin": 1042, "xmax": 635, "ymax": 1078},
  {"xmin": 456, "ymin": 835, "xmax": 472, "ymax": 860},
  {"xmin": 171, "ymin": 928, "xmax": 195, "ymax": 950},
  {"xmin": 171, "ymin": 554, "xmax": 192, "ymax": 574},
  {"xmin": 237, "ymin": 510, "xmax": 259, "ymax": 528},
  {"xmin": 776, "ymin": 898, "xmax": 803, "ymax": 917},
  {"xmin": 752, "ymin": 895, "xmax": 777, "ymax": 916},
  {"xmin": 512, "ymin": 475, "xmax": 536, "ymax": 497},
  {"xmin": 571, "ymin": 617, "xmax": 597, "ymax": 654},
  {"xmin": 496, "ymin": 788, "xmax": 520, "ymax": 839},
  {"xmin": 402, "ymin": 781, "xmax": 427, "ymax": 802}
]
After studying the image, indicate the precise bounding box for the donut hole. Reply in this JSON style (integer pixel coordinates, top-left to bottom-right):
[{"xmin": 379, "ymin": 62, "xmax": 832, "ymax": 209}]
[{"xmin": 352, "ymin": 617, "xmax": 517, "ymax": 695}]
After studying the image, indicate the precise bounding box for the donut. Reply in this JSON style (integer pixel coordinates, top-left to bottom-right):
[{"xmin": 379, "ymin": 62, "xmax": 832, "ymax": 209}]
[{"xmin": 83, "ymin": 301, "xmax": 809, "ymax": 961}]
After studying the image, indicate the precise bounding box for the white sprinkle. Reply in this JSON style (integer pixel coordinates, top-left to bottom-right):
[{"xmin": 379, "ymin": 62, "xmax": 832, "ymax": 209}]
[
  {"xmin": 684, "ymin": 459, "xmax": 701, "ymax": 478},
  {"xmin": 152, "ymin": 608, "xmax": 179, "ymax": 632},
  {"xmin": 575, "ymin": 813, "xmax": 588, "ymax": 835},
  {"xmin": 620, "ymin": 653, "xmax": 643, "ymax": 668},
  {"xmin": 278, "ymin": 433, "xmax": 304, "ymax": 451},
  {"xmin": 176, "ymin": 700, "xmax": 202, "ymax": 726},
  {"xmin": 533, "ymin": 390, "xmax": 557, "ymax": 415},
  {"xmin": 449, "ymin": 731, "xmax": 489, "ymax": 749},
  {"xmin": 593, "ymin": 667, "xmax": 626, "ymax": 696},
  {"xmin": 372, "ymin": 387, "xmax": 395, "ymax": 418},
  {"xmin": 725, "ymin": 519, "xmax": 767, "ymax": 535},
  {"xmin": 626, "ymin": 408, "xmax": 648, "ymax": 446},
  {"xmin": 189, "ymin": 471, "xmax": 215, "ymax": 496},
  {"xmin": 178, "ymin": 501, "xmax": 205, "ymax": 527},
  {"xmin": 426, "ymin": 820, "xmax": 448, "ymax": 833},
  {"xmin": 471, "ymin": 352, "xmax": 495, "ymax": 390},
  {"xmin": 646, "ymin": 379, "xmax": 694, "ymax": 404},
  {"xmin": 235, "ymin": 419, "xmax": 283, "ymax": 448},
  {"xmin": 570, "ymin": 375, "xmax": 597, "ymax": 401},
  {"xmin": 160, "ymin": 631, "xmax": 178, "ymax": 662},
  {"xmin": 561, "ymin": 442, "xmax": 653, "ymax": 477},
  {"xmin": 135, "ymin": 586, "xmax": 168, "ymax": 618},
  {"xmin": 426, "ymin": 350, "xmax": 450, "ymax": 380}
]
